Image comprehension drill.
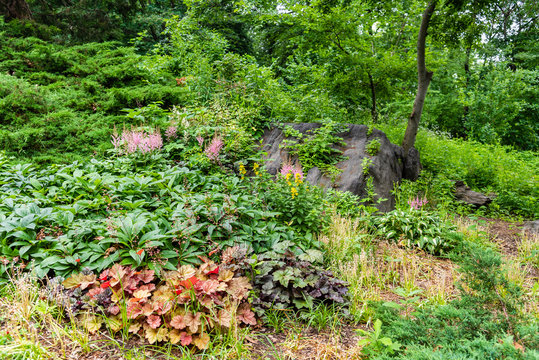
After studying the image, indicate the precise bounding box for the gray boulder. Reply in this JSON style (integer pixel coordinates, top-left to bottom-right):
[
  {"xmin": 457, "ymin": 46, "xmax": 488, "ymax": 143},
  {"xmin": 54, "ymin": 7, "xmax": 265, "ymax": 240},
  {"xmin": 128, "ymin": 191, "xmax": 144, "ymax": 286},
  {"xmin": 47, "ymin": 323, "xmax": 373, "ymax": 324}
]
[
  {"xmin": 261, "ymin": 123, "xmax": 421, "ymax": 212},
  {"xmin": 453, "ymin": 180, "xmax": 493, "ymax": 207}
]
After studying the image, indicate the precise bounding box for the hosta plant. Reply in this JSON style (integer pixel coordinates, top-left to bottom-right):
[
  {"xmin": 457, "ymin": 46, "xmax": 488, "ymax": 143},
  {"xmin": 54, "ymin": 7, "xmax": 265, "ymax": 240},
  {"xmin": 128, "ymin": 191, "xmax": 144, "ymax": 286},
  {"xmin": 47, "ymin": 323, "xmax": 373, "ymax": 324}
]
[
  {"xmin": 48, "ymin": 256, "xmax": 256, "ymax": 349},
  {"xmin": 370, "ymin": 209, "xmax": 460, "ymax": 255}
]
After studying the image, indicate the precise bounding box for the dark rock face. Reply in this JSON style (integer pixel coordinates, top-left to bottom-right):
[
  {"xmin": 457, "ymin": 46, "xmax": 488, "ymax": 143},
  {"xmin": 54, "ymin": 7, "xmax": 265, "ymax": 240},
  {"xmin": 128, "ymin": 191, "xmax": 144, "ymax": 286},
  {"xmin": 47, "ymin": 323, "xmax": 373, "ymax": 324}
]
[
  {"xmin": 453, "ymin": 180, "xmax": 493, "ymax": 207},
  {"xmin": 261, "ymin": 123, "xmax": 420, "ymax": 212}
]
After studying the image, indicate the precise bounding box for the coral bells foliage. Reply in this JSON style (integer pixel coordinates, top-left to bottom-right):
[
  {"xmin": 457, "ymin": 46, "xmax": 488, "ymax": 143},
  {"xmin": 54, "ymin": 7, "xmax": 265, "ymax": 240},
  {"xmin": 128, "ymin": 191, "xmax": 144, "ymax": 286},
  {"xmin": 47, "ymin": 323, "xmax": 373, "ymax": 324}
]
[
  {"xmin": 204, "ymin": 136, "xmax": 224, "ymax": 161},
  {"xmin": 111, "ymin": 128, "xmax": 163, "ymax": 155},
  {"xmin": 57, "ymin": 256, "xmax": 256, "ymax": 349}
]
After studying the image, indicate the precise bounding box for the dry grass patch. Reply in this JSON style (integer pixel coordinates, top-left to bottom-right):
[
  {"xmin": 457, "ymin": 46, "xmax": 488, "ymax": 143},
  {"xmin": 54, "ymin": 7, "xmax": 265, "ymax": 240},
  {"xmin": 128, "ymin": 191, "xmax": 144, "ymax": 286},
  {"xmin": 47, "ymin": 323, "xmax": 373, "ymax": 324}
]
[
  {"xmin": 250, "ymin": 325, "xmax": 363, "ymax": 360},
  {"xmin": 319, "ymin": 216, "xmax": 459, "ymax": 320}
]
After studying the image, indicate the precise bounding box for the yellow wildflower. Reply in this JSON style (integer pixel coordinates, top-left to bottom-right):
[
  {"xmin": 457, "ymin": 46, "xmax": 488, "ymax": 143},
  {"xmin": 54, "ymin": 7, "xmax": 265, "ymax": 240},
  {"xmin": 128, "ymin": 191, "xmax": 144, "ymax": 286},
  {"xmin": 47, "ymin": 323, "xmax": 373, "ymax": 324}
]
[
  {"xmin": 239, "ymin": 163, "xmax": 246, "ymax": 179},
  {"xmin": 291, "ymin": 187, "xmax": 298, "ymax": 198}
]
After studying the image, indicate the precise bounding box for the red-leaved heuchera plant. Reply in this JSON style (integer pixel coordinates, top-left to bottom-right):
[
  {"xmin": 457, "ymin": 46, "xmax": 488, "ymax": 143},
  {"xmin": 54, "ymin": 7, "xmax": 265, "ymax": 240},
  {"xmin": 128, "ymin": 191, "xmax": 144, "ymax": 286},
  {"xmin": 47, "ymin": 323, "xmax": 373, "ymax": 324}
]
[{"xmin": 61, "ymin": 254, "xmax": 256, "ymax": 349}]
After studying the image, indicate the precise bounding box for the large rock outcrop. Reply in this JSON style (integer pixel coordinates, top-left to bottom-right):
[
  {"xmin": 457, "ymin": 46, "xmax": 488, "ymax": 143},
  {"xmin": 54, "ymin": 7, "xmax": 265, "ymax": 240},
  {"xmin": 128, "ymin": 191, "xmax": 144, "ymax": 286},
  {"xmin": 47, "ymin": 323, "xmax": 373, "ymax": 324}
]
[{"xmin": 261, "ymin": 123, "xmax": 421, "ymax": 212}]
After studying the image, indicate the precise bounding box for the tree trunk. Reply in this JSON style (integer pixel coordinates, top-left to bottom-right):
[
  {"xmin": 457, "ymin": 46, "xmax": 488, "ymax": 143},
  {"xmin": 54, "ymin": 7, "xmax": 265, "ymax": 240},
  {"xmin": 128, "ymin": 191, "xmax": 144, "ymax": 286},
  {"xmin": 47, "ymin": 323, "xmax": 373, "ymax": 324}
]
[
  {"xmin": 462, "ymin": 46, "xmax": 471, "ymax": 135},
  {"xmin": 368, "ymin": 71, "xmax": 377, "ymax": 122},
  {"xmin": 402, "ymin": 0, "xmax": 436, "ymax": 154},
  {"xmin": 0, "ymin": 0, "xmax": 32, "ymax": 20}
]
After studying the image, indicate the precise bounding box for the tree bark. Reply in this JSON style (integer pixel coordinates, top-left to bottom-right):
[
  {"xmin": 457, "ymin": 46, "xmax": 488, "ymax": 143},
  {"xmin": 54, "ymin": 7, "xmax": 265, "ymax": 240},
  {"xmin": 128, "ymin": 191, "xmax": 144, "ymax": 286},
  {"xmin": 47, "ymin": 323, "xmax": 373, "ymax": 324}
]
[
  {"xmin": 0, "ymin": 0, "xmax": 32, "ymax": 20},
  {"xmin": 402, "ymin": 0, "xmax": 436, "ymax": 154},
  {"xmin": 462, "ymin": 46, "xmax": 471, "ymax": 134},
  {"xmin": 367, "ymin": 71, "xmax": 377, "ymax": 122}
]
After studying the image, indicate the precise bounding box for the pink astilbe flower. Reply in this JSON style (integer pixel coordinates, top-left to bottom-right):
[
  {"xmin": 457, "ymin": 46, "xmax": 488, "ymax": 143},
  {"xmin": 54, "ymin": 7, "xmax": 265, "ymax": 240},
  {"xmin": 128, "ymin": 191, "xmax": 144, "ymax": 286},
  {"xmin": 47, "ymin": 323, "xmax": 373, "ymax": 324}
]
[
  {"xmin": 408, "ymin": 195, "xmax": 428, "ymax": 210},
  {"xmin": 279, "ymin": 163, "xmax": 294, "ymax": 177},
  {"xmin": 111, "ymin": 133, "xmax": 121, "ymax": 150},
  {"xmin": 196, "ymin": 136, "xmax": 204, "ymax": 147},
  {"xmin": 165, "ymin": 126, "xmax": 178, "ymax": 140},
  {"xmin": 204, "ymin": 136, "xmax": 224, "ymax": 161},
  {"xmin": 291, "ymin": 164, "xmax": 304, "ymax": 180},
  {"xmin": 146, "ymin": 132, "xmax": 163, "ymax": 150},
  {"xmin": 112, "ymin": 127, "xmax": 163, "ymax": 155},
  {"xmin": 279, "ymin": 162, "xmax": 303, "ymax": 180}
]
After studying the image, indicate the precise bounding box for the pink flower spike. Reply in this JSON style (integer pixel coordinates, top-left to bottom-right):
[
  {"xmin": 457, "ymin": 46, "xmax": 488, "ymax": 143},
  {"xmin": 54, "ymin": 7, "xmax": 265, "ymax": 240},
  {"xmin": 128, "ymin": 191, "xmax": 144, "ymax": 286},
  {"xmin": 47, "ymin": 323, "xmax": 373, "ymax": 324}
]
[
  {"xmin": 292, "ymin": 163, "xmax": 304, "ymax": 180},
  {"xmin": 204, "ymin": 136, "xmax": 224, "ymax": 161},
  {"xmin": 196, "ymin": 136, "xmax": 204, "ymax": 147},
  {"xmin": 165, "ymin": 126, "xmax": 178, "ymax": 140},
  {"xmin": 279, "ymin": 163, "xmax": 294, "ymax": 177}
]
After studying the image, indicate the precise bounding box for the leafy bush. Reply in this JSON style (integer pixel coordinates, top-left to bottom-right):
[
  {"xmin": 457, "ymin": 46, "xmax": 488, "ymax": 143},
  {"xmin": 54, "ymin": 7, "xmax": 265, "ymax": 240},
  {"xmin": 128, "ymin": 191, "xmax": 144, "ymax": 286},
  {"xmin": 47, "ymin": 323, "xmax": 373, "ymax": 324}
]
[
  {"xmin": 379, "ymin": 124, "xmax": 538, "ymax": 217},
  {"xmin": 370, "ymin": 209, "xmax": 460, "ymax": 255},
  {"xmin": 0, "ymin": 153, "xmax": 301, "ymax": 279},
  {"xmin": 282, "ymin": 122, "xmax": 347, "ymax": 175},
  {"xmin": 356, "ymin": 319, "xmax": 401, "ymax": 357},
  {"xmin": 246, "ymin": 241, "xmax": 349, "ymax": 315},
  {"xmin": 49, "ymin": 258, "xmax": 255, "ymax": 348},
  {"xmin": 256, "ymin": 163, "xmax": 330, "ymax": 239}
]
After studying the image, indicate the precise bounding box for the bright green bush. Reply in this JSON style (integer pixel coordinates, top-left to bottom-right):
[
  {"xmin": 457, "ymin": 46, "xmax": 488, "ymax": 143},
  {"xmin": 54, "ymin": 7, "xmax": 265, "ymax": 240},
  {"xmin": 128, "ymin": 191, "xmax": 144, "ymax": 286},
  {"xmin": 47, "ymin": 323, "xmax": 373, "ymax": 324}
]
[
  {"xmin": 370, "ymin": 209, "xmax": 459, "ymax": 255},
  {"xmin": 379, "ymin": 124, "xmax": 538, "ymax": 217},
  {"xmin": 0, "ymin": 28, "xmax": 188, "ymax": 162}
]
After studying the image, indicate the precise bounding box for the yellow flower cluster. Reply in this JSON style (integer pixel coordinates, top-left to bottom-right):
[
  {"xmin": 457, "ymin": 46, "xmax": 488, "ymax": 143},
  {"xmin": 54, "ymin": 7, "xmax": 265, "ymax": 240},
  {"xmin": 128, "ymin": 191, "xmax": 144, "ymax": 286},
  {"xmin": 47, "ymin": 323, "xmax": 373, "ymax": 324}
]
[
  {"xmin": 239, "ymin": 162, "xmax": 261, "ymax": 180},
  {"xmin": 239, "ymin": 163, "xmax": 246, "ymax": 179},
  {"xmin": 285, "ymin": 172, "xmax": 292, "ymax": 186},
  {"xmin": 286, "ymin": 172, "xmax": 303, "ymax": 198}
]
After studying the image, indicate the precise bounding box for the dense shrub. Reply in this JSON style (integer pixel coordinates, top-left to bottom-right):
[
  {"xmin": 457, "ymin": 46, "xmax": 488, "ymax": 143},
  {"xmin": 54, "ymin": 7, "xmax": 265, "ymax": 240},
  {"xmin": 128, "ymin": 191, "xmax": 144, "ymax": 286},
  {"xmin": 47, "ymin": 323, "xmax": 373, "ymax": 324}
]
[
  {"xmin": 379, "ymin": 124, "xmax": 538, "ymax": 217},
  {"xmin": 0, "ymin": 27, "xmax": 188, "ymax": 162},
  {"xmin": 0, "ymin": 153, "xmax": 303, "ymax": 280},
  {"xmin": 371, "ymin": 240, "xmax": 537, "ymax": 359}
]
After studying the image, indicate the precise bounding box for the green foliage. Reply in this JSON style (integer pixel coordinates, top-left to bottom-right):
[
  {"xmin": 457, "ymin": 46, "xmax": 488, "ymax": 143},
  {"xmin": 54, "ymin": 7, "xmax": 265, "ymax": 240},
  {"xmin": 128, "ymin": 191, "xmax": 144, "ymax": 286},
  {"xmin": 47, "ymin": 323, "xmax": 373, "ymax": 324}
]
[
  {"xmin": 257, "ymin": 169, "xmax": 330, "ymax": 240},
  {"xmin": 282, "ymin": 122, "xmax": 347, "ymax": 175},
  {"xmin": 394, "ymin": 171, "xmax": 468, "ymax": 214},
  {"xmin": 7, "ymin": 0, "xmax": 185, "ymax": 44},
  {"xmin": 380, "ymin": 124, "xmax": 538, "ymax": 218},
  {"xmin": 0, "ymin": 153, "xmax": 302, "ymax": 279},
  {"xmin": 371, "ymin": 239, "xmax": 537, "ymax": 359},
  {"xmin": 365, "ymin": 138, "xmax": 381, "ymax": 156},
  {"xmin": 357, "ymin": 319, "xmax": 401, "ymax": 357},
  {"xmin": 324, "ymin": 189, "xmax": 379, "ymax": 217},
  {"xmin": 0, "ymin": 30, "xmax": 187, "ymax": 162},
  {"xmin": 371, "ymin": 209, "xmax": 460, "ymax": 255},
  {"xmin": 249, "ymin": 242, "xmax": 348, "ymax": 315}
]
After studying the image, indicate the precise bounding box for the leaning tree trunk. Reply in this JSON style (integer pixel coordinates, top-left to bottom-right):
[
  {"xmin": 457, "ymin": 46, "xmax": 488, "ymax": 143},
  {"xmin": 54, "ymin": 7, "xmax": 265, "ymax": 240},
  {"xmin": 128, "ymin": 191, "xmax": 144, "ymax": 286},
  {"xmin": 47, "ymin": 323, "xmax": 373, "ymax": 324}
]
[
  {"xmin": 0, "ymin": 0, "xmax": 32, "ymax": 20},
  {"xmin": 368, "ymin": 71, "xmax": 377, "ymax": 123},
  {"xmin": 402, "ymin": 0, "xmax": 436, "ymax": 155}
]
